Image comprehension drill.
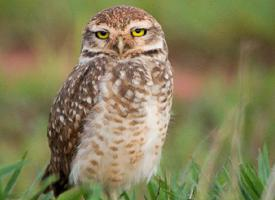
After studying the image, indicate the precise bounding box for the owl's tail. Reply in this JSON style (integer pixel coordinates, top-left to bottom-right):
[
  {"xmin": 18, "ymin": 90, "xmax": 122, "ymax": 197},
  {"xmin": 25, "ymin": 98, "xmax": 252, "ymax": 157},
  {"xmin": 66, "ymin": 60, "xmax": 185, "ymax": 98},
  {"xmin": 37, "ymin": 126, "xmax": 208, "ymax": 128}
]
[{"xmin": 42, "ymin": 164, "xmax": 70, "ymax": 197}]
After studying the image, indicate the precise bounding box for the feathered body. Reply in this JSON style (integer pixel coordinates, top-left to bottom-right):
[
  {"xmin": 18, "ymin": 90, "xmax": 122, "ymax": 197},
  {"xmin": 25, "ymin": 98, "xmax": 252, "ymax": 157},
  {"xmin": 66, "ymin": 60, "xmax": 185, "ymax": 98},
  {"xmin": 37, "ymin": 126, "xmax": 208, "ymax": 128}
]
[{"xmin": 43, "ymin": 6, "xmax": 173, "ymax": 197}]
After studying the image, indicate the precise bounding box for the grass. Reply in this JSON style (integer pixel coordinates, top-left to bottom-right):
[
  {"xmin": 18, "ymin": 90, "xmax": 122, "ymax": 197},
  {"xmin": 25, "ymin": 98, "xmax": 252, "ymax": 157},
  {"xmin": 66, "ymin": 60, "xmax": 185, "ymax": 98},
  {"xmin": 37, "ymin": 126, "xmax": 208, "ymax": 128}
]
[{"xmin": 0, "ymin": 146, "xmax": 273, "ymax": 199}]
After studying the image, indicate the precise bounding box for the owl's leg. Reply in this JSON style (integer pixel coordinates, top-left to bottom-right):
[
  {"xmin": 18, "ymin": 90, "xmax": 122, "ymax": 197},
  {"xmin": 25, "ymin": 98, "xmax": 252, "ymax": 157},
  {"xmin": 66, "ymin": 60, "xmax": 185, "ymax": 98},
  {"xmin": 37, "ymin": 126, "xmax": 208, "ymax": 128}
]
[{"xmin": 105, "ymin": 189, "xmax": 118, "ymax": 200}]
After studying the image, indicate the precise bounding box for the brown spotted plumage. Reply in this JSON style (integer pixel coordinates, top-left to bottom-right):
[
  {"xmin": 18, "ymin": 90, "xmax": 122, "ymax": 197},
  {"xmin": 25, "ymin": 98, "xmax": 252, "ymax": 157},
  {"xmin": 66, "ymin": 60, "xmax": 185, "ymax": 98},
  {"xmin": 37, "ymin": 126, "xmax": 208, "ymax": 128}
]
[{"xmin": 43, "ymin": 5, "xmax": 173, "ymax": 199}]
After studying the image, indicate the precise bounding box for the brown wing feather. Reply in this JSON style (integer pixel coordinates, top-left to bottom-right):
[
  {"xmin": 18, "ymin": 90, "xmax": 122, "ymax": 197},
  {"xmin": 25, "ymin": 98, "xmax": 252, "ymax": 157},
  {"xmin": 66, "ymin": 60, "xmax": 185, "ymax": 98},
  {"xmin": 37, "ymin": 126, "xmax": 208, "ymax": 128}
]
[{"xmin": 43, "ymin": 57, "xmax": 108, "ymax": 196}]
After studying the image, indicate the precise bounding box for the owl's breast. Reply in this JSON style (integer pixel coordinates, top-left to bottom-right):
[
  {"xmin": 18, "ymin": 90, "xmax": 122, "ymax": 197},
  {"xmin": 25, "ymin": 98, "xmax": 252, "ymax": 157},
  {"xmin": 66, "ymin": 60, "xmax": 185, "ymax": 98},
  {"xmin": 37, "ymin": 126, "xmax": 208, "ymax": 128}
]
[{"xmin": 69, "ymin": 59, "xmax": 172, "ymax": 190}]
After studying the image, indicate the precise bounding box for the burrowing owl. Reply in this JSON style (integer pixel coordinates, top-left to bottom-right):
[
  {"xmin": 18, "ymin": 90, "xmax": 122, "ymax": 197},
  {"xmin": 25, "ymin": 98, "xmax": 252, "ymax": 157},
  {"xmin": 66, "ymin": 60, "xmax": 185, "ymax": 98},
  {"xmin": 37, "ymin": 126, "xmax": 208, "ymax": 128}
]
[{"xmin": 43, "ymin": 5, "xmax": 173, "ymax": 198}]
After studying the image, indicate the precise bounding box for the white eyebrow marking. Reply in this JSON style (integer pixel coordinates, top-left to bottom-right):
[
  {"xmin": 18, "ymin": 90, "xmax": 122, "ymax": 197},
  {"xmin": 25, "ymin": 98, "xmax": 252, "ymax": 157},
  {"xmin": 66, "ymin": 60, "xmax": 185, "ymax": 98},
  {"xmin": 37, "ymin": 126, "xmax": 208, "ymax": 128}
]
[
  {"xmin": 88, "ymin": 24, "xmax": 116, "ymax": 32},
  {"xmin": 127, "ymin": 20, "xmax": 152, "ymax": 29}
]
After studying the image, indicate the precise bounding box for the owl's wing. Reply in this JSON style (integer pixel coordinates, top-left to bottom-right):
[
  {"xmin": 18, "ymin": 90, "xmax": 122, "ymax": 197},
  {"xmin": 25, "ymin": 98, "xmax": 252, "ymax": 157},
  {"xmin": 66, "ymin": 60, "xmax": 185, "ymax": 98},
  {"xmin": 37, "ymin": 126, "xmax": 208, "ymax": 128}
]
[{"xmin": 43, "ymin": 58, "xmax": 107, "ymax": 196}]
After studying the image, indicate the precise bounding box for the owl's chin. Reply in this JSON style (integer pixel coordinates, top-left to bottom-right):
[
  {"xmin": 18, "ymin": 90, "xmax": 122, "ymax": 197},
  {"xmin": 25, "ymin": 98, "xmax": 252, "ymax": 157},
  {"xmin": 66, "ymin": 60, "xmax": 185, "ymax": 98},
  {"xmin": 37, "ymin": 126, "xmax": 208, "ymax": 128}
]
[
  {"xmin": 118, "ymin": 49, "xmax": 142, "ymax": 59},
  {"xmin": 79, "ymin": 47, "xmax": 163, "ymax": 63},
  {"xmin": 95, "ymin": 49, "xmax": 143, "ymax": 60}
]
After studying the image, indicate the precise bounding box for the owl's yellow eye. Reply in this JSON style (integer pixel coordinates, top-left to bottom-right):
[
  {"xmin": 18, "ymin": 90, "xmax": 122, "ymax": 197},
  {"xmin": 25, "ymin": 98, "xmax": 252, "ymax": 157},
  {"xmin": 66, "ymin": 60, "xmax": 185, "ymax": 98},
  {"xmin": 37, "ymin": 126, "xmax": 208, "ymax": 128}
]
[
  {"xmin": 131, "ymin": 28, "xmax": 147, "ymax": 37},
  {"xmin": 95, "ymin": 31, "xmax": 109, "ymax": 39}
]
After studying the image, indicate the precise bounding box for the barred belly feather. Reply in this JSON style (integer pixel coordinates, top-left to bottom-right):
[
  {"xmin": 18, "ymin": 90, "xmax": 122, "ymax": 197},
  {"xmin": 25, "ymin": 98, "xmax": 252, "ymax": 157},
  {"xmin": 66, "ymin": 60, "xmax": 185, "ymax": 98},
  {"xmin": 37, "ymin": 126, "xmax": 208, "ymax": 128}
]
[{"xmin": 69, "ymin": 57, "xmax": 172, "ymax": 192}]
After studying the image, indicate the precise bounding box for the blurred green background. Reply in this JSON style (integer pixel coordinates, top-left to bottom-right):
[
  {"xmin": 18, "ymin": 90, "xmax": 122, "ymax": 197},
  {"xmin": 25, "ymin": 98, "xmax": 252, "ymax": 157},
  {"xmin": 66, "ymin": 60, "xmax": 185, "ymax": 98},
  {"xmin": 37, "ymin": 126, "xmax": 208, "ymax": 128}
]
[{"xmin": 0, "ymin": 0, "xmax": 275, "ymax": 193}]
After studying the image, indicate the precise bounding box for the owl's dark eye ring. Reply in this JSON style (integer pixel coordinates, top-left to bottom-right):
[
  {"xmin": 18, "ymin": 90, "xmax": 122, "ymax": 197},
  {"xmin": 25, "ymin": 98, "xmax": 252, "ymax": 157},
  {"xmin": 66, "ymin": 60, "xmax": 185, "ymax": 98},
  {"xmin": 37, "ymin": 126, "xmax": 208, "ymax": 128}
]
[{"xmin": 95, "ymin": 31, "xmax": 109, "ymax": 39}]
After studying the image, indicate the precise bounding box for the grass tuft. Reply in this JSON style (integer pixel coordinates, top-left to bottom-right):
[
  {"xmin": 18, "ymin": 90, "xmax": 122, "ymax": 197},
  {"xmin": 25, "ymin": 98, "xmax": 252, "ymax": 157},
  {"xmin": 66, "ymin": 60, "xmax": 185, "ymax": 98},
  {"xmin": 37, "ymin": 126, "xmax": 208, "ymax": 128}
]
[{"xmin": 0, "ymin": 145, "xmax": 273, "ymax": 199}]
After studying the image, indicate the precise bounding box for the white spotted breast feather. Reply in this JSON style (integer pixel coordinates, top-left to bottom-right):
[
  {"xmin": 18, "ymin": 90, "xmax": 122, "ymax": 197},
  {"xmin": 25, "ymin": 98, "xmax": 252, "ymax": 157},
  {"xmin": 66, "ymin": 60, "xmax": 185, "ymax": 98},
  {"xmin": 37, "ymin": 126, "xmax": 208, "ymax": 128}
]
[{"xmin": 42, "ymin": 57, "xmax": 108, "ymax": 196}]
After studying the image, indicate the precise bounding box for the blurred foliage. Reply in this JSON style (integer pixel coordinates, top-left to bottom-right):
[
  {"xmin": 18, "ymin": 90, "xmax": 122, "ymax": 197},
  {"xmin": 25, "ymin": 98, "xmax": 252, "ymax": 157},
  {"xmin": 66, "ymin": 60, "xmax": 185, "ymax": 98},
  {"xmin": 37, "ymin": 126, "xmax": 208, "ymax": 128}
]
[{"xmin": 0, "ymin": 0, "xmax": 275, "ymax": 52}]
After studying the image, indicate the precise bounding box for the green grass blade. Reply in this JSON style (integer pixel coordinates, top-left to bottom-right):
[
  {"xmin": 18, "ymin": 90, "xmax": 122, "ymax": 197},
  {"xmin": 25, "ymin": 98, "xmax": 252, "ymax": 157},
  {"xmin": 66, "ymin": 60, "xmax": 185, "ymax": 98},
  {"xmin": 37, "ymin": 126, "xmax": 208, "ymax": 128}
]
[
  {"xmin": 0, "ymin": 181, "xmax": 4, "ymax": 200},
  {"xmin": 57, "ymin": 187, "xmax": 83, "ymax": 200},
  {"xmin": 147, "ymin": 181, "xmax": 157, "ymax": 200},
  {"xmin": 120, "ymin": 191, "xmax": 130, "ymax": 200},
  {"xmin": 239, "ymin": 164, "xmax": 264, "ymax": 200},
  {"xmin": 41, "ymin": 192, "xmax": 53, "ymax": 200},
  {"xmin": 21, "ymin": 170, "xmax": 44, "ymax": 199},
  {"xmin": 261, "ymin": 164, "xmax": 275, "ymax": 200},
  {"xmin": 3, "ymin": 153, "xmax": 27, "ymax": 198},
  {"xmin": 258, "ymin": 144, "xmax": 270, "ymax": 185},
  {"xmin": 29, "ymin": 175, "xmax": 58, "ymax": 200},
  {"xmin": 131, "ymin": 189, "xmax": 136, "ymax": 200},
  {"xmin": 0, "ymin": 160, "xmax": 26, "ymax": 179}
]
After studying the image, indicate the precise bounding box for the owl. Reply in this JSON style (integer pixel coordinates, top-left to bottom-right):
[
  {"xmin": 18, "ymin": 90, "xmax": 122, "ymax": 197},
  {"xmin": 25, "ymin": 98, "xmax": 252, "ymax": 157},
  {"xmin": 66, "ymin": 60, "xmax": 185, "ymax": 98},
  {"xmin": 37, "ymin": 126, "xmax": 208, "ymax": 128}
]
[{"xmin": 43, "ymin": 5, "xmax": 173, "ymax": 199}]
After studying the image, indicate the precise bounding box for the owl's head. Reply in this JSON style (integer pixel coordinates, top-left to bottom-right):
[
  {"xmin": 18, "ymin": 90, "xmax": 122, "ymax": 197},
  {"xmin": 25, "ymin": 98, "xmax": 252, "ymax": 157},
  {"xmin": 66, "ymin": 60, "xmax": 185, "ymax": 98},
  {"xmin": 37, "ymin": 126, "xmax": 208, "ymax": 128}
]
[{"xmin": 81, "ymin": 6, "xmax": 167, "ymax": 59}]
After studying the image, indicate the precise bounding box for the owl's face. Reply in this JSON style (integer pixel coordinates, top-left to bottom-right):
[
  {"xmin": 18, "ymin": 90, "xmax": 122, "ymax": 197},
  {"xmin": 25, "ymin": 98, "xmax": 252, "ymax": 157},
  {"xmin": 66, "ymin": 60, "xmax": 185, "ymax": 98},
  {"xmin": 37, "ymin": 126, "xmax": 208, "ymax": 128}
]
[{"xmin": 82, "ymin": 6, "xmax": 166, "ymax": 59}]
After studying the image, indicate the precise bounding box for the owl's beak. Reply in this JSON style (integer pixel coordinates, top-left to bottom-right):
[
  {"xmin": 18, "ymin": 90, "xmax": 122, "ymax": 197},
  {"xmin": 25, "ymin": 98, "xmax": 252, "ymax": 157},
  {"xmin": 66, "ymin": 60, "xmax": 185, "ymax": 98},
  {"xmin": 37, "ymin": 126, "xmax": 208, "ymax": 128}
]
[
  {"xmin": 117, "ymin": 36, "xmax": 124, "ymax": 55},
  {"xmin": 112, "ymin": 36, "xmax": 125, "ymax": 55}
]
